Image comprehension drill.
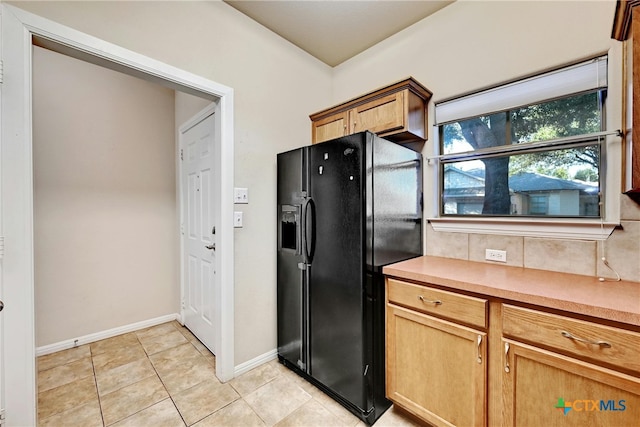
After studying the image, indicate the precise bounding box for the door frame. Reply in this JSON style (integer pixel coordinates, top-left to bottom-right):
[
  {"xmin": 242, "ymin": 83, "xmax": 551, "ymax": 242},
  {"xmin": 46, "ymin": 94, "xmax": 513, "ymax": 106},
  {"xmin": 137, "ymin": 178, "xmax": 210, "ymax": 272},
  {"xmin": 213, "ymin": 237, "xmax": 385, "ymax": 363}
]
[{"xmin": 0, "ymin": 4, "xmax": 235, "ymax": 425}]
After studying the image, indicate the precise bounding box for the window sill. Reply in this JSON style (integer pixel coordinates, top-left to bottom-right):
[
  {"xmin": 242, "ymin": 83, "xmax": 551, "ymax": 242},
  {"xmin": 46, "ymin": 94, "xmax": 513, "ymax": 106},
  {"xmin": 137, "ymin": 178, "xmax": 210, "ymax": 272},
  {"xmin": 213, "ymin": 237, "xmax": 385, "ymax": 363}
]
[{"xmin": 428, "ymin": 217, "xmax": 618, "ymax": 241}]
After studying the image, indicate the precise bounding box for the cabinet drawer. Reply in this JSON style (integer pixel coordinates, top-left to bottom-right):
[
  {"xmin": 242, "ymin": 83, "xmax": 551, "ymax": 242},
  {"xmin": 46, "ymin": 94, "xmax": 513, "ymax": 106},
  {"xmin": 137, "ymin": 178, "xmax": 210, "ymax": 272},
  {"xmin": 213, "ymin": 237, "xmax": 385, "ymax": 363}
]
[
  {"xmin": 502, "ymin": 304, "xmax": 640, "ymax": 373},
  {"xmin": 387, "ymin": 279, "xmax": 487, "ymax": 329}
]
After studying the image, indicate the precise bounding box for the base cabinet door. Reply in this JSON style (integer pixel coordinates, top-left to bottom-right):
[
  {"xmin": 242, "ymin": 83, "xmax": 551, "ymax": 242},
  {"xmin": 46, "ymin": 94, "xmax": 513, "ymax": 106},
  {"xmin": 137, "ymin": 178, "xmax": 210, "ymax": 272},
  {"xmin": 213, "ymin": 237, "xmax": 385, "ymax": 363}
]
[
  {"xmin": 502, "ymin": 339, "xmax": 640, "ymax": 427},
  {"xmin": 387, "ymin": 305, "xmax": 487, "ymax": 427}
]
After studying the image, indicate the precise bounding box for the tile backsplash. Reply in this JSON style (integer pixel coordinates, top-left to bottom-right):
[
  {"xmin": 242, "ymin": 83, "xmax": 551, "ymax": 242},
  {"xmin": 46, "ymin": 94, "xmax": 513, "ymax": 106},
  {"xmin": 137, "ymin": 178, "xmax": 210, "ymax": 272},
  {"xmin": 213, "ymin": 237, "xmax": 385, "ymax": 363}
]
[{"xmin": 425, "ymin": 195, "xmax": 640, "ymax": 282}]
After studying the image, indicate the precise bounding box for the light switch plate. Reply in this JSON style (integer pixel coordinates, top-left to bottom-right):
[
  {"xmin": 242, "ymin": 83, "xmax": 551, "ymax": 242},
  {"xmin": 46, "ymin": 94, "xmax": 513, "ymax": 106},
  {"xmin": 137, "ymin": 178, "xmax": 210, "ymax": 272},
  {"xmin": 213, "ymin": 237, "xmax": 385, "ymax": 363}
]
[
  {"xmin": 234, "ymin": 187, "xmax": 248, "ymax": 204},
  {"xmin": 234, "ymin": 211, "xmax": 243, "ymax": 228}
]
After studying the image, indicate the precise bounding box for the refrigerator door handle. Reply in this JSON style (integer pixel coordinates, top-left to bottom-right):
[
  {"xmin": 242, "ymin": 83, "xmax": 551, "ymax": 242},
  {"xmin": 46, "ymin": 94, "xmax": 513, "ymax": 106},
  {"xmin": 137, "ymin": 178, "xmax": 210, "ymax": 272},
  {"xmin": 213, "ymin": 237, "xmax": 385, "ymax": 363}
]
[{"xmin": 302, "ymin": 197, "xmax": 316, "ymax": 264}]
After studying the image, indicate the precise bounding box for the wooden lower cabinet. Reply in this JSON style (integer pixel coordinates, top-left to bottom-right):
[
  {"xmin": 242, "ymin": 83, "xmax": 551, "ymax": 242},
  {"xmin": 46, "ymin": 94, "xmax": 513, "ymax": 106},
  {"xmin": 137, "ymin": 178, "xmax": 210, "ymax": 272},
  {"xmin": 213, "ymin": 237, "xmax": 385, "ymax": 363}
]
[
  {"xmin": 386, "ymin": 304, "xmax": 487, "ymax": 427},
  {"xmin": 502, "ymin": 339, "xmax": 640, "ymax": 427},
  {"xmin": 385, "ymin": 278, "xmax": 640, "ymax": 427}
]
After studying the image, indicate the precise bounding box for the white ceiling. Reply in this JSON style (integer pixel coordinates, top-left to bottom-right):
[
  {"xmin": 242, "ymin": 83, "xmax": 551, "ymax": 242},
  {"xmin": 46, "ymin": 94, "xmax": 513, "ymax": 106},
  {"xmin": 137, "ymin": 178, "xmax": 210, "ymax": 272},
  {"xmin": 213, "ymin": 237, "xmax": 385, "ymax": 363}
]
[{"xmin": 223, "ymin": 0, "xmax": 454, "ymax": 67}]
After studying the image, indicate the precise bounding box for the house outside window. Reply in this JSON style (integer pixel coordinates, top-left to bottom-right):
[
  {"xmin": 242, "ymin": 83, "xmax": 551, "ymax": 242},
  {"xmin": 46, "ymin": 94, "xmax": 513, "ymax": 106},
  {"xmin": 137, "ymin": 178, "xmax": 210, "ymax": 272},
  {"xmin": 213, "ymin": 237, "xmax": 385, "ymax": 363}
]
[{"xmin": 435, "ymin": 56, "xmax": 608, "ymax": 219}]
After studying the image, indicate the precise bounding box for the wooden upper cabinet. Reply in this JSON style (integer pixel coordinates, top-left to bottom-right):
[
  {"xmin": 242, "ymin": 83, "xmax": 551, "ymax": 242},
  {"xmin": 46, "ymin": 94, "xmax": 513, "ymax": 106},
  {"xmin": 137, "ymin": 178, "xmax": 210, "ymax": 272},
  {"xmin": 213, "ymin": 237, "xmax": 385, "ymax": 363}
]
[
  {"xmin": 310, "ymin": 77, "xmax": 432, "ymax": 145},
  {"xmin": 612, "ymin": 1, "xmax": 640, "ymax": 202},
  {"xmin": 312, "ymin": 111, "xmax": 349, "ymax": 143},
  {"xmin": 351, "ymin": 92, "xmax": 405, "ymax": 136}
]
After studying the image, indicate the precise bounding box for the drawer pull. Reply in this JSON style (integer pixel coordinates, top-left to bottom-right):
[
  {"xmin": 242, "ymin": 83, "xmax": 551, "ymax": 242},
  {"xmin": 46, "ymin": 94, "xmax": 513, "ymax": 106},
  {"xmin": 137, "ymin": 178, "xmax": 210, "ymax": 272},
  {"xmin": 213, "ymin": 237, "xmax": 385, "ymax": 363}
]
[
  {"xmin": 504, "ymin": 342, "xmax": 510, "ymax": 373},
  {"xmin": 477, "ymin": 335, "xmax": 482, "ymax": 364},
  {"xmin": 560, "ymin": 330, "xmax": 612, "ymax": 348},
  {"xmin": 418, "ymin": 295, "xmax": 442, "ymax": 305}
]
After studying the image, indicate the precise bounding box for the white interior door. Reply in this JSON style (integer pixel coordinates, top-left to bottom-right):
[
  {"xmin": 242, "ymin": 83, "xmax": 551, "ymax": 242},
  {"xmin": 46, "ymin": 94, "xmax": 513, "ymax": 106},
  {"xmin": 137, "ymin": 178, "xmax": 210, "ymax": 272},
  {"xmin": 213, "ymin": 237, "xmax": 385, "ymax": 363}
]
[{"xmin": 180, "ymin": 107, "xmax": 219, "ymax": 354}]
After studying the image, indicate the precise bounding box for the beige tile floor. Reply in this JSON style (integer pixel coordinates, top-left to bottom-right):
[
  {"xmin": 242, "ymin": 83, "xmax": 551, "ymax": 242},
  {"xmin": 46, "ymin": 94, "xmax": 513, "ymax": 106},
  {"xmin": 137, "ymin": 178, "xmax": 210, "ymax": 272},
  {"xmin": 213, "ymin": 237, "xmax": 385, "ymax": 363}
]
[{"xmin": 37, "ymin": 321, "xmax": 424, "ymax": 426}]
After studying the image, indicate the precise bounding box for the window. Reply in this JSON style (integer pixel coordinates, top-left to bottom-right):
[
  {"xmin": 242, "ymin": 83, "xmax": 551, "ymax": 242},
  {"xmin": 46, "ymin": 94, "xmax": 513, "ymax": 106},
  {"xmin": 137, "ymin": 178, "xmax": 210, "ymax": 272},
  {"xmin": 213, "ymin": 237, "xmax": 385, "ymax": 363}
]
[{"xmin": 435, "ymin": 56, "xmax": 609, "ymax": 219}]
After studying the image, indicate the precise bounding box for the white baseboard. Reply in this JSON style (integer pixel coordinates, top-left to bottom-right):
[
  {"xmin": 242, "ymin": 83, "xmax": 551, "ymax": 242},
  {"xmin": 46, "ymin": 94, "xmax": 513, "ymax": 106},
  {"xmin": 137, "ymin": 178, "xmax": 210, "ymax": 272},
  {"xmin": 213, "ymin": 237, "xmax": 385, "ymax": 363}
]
[
  {"xmin": 234, "ymin": 348, "xmax": 278, "ymax": 377},
  {"xmin": 36, "ymin": 313, "xmax": 180, "ymax": 357}
]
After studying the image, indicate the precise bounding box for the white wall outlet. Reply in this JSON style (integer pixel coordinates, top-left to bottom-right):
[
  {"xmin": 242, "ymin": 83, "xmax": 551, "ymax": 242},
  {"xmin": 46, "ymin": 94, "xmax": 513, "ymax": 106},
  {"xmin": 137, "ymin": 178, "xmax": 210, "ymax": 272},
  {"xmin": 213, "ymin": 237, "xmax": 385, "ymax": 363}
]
[
  {"xmin": 485, "ymin": 249, "xmax": 507, "ymax": 263},
  {"xmin": 234, "ymin": 211, "xmax": 243, "ymax": 228},
  {"xmin": 234, "ymin": 187, "xmax": 249, "ymax": 204}
]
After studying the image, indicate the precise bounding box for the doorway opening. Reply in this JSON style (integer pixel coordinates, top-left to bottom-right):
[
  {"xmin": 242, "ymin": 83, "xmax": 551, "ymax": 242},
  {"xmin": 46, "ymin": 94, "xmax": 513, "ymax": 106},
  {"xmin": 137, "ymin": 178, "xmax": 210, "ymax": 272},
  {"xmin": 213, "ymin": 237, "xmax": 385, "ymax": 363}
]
[{"xmin": 1, "ymin": 5, "xmax": 235, "ymax": 425}]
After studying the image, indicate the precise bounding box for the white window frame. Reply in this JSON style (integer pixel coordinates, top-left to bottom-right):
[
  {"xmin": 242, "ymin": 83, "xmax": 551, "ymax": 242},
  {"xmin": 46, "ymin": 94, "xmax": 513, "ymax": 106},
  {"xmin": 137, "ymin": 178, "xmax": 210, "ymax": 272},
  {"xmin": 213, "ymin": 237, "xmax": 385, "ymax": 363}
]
[{"xmin": 427, "ymin": 52, "xmax": 623, "ymax": 241}]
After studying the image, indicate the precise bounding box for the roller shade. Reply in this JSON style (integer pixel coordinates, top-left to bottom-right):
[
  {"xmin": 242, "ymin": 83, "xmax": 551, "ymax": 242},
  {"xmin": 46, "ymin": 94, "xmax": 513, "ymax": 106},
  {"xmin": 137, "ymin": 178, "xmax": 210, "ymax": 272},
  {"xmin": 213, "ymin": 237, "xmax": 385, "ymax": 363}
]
[{"xmin": 435, "ymin": 56, "xmax": 607, "ymax": 125}]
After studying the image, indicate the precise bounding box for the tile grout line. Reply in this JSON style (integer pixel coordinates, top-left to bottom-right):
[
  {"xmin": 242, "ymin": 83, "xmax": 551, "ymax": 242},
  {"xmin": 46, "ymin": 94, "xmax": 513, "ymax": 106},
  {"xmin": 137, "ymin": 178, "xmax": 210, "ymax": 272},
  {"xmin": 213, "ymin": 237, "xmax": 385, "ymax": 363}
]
[
  {"xmin": 142, "ymin": 328, "xmax": 190, "ymax": 427},
  {"xmin": 89, "ymin": 344, "xmax": 107, "ymax": 427},
  {"xmin": 36, "ymin": 347, "xmax": 98, "ymax": 425},
  {"xmin": 169, "ymin": 329, "xmax": 234, "ymax": 426},
  {"xmin": 96, "ymin": 329, "xmax": 182, "ymax": 427},
  {"xmin": 170, "ymin": 322, "xmax": 257, "ymax": 427},
  {"xmin": 143, "ymin": 321, "xmax": 231, "ymax": 426}
]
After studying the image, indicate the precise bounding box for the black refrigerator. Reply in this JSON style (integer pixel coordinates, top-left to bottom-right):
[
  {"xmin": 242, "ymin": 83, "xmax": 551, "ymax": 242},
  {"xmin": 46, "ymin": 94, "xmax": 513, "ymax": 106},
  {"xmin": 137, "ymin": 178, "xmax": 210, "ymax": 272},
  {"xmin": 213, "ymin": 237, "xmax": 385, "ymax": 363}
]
[{"xmin": 277, "ymin": 131, "xmax": 422, "ymax": 425}]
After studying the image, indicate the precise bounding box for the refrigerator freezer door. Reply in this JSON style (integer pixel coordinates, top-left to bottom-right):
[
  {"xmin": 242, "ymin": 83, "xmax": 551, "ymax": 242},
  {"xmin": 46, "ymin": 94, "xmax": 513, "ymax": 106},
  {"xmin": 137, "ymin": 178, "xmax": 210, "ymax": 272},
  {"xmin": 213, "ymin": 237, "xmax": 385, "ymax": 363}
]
[
  {"xmin": 308, "ymin": 136, "xmax": 367, "ymax": 411},
  {"xmin": 277, "ymin": 148, "xmax": 308, "ymax": 370}
]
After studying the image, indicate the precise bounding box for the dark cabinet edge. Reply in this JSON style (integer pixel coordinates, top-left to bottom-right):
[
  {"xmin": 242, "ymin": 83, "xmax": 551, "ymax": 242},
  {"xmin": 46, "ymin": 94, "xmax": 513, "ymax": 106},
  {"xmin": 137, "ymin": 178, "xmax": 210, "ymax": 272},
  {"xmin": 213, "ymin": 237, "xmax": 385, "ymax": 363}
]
[{"xmin": 611, "ymin": 0, "xmax": 640, "ymax": 40}]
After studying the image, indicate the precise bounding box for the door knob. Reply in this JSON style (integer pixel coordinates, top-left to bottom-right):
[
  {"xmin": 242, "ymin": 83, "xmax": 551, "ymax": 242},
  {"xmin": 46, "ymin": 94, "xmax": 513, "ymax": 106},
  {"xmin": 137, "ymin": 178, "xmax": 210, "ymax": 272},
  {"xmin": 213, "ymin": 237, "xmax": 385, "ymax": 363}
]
[
  {"xmin": 205, "ymin": 244, "xmax": 216, "ymax": 251},
  {"xmin": 0, "ymin": 300, "xmax": 4, "ymax": 312}
]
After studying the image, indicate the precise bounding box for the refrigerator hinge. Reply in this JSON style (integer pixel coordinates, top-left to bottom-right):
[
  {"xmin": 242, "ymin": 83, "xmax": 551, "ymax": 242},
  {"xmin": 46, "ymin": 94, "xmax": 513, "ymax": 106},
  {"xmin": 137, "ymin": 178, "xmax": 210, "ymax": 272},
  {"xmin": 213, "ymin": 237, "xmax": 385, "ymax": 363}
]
[
  {"xmin": 297, "ymin": 360, "xmax": 306, "ymax": 370},
  {"xmin": 297, "ymin": 262, "xmax": 307, "ymax": 270}
]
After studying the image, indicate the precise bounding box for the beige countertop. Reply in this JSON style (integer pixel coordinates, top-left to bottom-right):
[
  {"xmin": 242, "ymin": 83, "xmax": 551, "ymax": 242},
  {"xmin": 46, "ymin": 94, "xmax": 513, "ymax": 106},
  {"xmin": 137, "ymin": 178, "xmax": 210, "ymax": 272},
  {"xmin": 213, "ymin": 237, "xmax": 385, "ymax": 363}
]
[{"xmin": 383, "ymin": 256, "xmax": 640, "ymax": 327}]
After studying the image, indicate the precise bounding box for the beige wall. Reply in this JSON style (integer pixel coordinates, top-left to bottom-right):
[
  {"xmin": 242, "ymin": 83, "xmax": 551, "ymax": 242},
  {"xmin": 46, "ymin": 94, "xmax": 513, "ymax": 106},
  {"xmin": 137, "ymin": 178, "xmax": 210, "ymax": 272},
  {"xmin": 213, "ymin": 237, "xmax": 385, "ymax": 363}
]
[
  {"xmin": 333, "ymin": 0, "xmax": 640, "ymax": 282},
  {"xmin": 15, "ymin": 1, "xmax": 333, "ymax": 364},
  {"xmin": 175, "ymin": 92, "xmax": 212, "ymax": 132},
  {"xmin": 33, "ymin": 46, "xmax": 179, "ymax": 346}
]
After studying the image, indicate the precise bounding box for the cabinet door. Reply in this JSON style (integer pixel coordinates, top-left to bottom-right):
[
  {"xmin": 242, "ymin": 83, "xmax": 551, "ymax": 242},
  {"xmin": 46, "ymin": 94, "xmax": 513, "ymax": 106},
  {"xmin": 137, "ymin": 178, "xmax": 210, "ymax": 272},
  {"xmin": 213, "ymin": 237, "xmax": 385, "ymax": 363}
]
[
  {"xmin": 311, "ymin": 111, "xmax": 349, "ymax": 144},
  {"xmin": 352, "ymin": 92, "xmax": 405, "ymax": 136},
  {"xmin": 387, "ymin": 304, "xmax": 487, "ymax": 427},
  {"xmin": 502, "ymin": 339, "xmax": 640, "ymax": 427}
]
